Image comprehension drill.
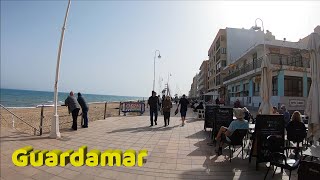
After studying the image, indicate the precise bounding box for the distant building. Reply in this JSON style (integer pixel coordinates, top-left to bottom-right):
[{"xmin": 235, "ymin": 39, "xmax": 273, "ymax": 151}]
[
  {"xmin": 197, "ymin": 60, "xmax": 209, "ymax": 96},
  {"xmin": 189, "ymin": 74, "xmax": 198, "ymax": 98},
  {"xmin": 207, "ymin": 27, "xmax": 265, "ymax": 101},
  {"xmin": 222, "ymin": 26, "xmax": 320, "ymax": 112}
]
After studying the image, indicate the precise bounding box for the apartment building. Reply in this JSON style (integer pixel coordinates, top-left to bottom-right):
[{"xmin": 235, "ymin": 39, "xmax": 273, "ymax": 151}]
[
  {"xmin": 221, "ymin": 27, "xmax": 320, "ymax": 112},
  {"xmin": 207, "ymin": 27, "xmax": 265, "ymax": 99},
  {"xmin": 197, "ymin": 60, "xmax": 209, "ymax": 96},
  {"xmin": 189, "ymin": 74, "xmax": 198, "ymax": 98}
]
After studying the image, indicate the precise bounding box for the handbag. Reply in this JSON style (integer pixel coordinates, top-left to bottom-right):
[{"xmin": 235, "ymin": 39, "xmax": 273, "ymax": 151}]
[{"xmin": 174, "ymin": 108, "xmax": 179, "ymax": 115}]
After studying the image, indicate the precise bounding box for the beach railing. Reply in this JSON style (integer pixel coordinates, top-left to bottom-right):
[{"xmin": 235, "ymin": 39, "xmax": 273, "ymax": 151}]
[
  {"xmin": 0, "ymin": 104, "xmax": 40, "ymax": 135},
  {"xmin": 1, "ymin": 101, "xmax": 142, "ymax": 136}
]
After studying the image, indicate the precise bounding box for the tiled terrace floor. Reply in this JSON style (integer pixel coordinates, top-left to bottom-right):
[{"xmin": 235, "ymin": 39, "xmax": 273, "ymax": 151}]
[{"xmin": 1, "ymin": 107, "xmax": 303, "ymax": 180}]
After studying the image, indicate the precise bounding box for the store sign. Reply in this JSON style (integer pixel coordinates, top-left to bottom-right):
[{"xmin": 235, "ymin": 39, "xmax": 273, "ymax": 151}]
[{"xmin": 289, "ymin": 99, "xmax": 305, "ymax": 107}]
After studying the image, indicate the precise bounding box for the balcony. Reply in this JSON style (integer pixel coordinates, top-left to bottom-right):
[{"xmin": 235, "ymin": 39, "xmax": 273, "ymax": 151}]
[
  {"xmin": 223, "ymin": 55, "xmax": 309, "ymax": 83},
  {"xmin": 223, "ymin": 57, "xmax": 263, "ymax": 82}
]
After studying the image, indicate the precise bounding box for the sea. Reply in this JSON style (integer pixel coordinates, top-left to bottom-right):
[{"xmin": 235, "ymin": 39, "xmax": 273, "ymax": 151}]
[{"xmin": 0, "ymin": 89, "xmax": 146, "ymax": 108}]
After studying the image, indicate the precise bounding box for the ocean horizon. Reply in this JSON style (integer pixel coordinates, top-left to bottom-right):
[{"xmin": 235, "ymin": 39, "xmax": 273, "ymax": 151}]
[{"xmin": 0, "ymin": 88, "xmax": 146, "ymax": 108}]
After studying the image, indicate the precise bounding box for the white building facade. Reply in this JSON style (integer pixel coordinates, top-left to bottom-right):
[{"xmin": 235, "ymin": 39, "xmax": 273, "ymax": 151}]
[{"xmin": 223, "ymin": 38, "xmax": 312, "ymax": 113}]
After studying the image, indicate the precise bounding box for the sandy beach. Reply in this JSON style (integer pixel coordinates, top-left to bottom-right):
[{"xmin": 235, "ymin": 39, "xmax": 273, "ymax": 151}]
[{"xmin": 0, "ymin": 102, "xmax": 123, "ymax": 135}]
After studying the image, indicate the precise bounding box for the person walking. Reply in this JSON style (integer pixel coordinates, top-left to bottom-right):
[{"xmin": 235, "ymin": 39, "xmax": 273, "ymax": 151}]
[
  {"xmin": 65, "ymin": 91, "xmax": 81, "ymax": 130},
  {"xmin": 280, "ymin": 105, "xmax": 290, "ymax": 127},
  {"xmin": 177, "ymin": 94, "xmax": 189, "ymax": 126},
  {"xmin": 147, "ymin": 91, "xmax": 159, "ymax": 127},
  {"xmin": 77, "ymin": 92, "xmax": 89, "ymax": 128},
  {"xmin": 215, "ymin": 97, "xmax": 220, "ymax": 105},
  {"xmin": 158, "ymin": 95, "xmax": 162, "ymax": 115},
  {"xmin": 162, "ymin": 96, "xmax": 173, "ymax": 127}
]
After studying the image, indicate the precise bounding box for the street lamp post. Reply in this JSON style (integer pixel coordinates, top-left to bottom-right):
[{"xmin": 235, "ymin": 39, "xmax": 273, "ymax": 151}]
[
  {"xmin": 252, "ymin": 18, "xmax": 266, "ymax": 59},
  {"xmin": 153, "ymin": 50, "xmax": 161, "ymax": 91},
  {"xmin": 50, "ymin": 0, "xmax": 71, "ymax": 138},
  {"xmin": 166, "ymin": 73, "xmax": 172, "ymax": 96}
]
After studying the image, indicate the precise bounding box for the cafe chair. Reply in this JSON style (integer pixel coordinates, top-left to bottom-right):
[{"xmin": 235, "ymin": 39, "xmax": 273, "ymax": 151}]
[
  {"xmin": 298, "ymin": 160, "xmax": 320, "ymax": 180},
  {"xmin": 223, "ymin": 129, "xmax": 248, "ymax": 162},
  {"xmin": 286, "ymin": 121, "xmax": 307, "ymax": 158},
  {"xmin": 264, "ymin": 135, "xmax": 300, "ymax": 180},
  {"xmin": 197, "ymin": 109, "xmax": 205, "ymax": 119}
]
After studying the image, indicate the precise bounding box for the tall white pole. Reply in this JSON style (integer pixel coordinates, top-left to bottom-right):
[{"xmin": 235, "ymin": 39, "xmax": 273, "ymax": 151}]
[
  {"xmin": 153, "ymin": 54, "xmax": 156, "ymax": 91},
  {"xmin": 153, "ymin": 50, "xmax": 160, "ymax": 91},
  {"xmin": 255, "ymin": 18, "xmax": 265, "ymax": 57},
  {"xmin": 50, "ymin": 0, "xmax": 71, "ymax": 138}
]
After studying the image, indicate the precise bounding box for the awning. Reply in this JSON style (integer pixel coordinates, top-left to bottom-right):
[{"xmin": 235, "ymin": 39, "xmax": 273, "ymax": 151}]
[{"xmin": 204, "ymin": 91, "xmax": 219, "ymax": 96}]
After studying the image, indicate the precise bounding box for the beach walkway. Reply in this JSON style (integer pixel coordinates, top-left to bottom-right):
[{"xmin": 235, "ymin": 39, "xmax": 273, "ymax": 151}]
[{"xmin": 0, "ymin": 107, "xmax": 300, "ymax": 180}]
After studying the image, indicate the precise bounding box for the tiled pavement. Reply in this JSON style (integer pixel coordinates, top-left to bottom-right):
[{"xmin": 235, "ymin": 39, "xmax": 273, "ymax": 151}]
[{"xmin": 1, "ymin": 108, "xmax": 298, "ymax": 180}]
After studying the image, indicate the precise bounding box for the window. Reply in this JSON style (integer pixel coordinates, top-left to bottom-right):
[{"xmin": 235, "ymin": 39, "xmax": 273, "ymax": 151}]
[
  {"xmin": 287, "ymin": 55, "xmax": 303, "ymax": 67},
  {"xmin": 221, "ymin": 48, "xmax": 227, "ymax": 54},
  {"xmin": 253, "ymin": 82, "xmax": 260, "ymax": 96},
  {"xmin": 307, "ymin": 77, "xmax": 312, "ymax": 96},
  {"xmin": 221, "ymin": 60, "xmax": 226, "ymax": 67},
  {"xmin": 284, "ymin": 76, "xmax": 303, "ymax": 97},
  {"xmin": 243, "ymin": 83, "xmax": 249, "ymax": 97},
  {"xmin": 216, "ymin": 74, "xmax": 221, "ymax": 86},
  {"xmin": 216, "ymin": 49, "xmax": 221, "ymax": 61},
  {"xmin": 270, "ymin": 54, "xmax": 280, "ymax": 64},
  {"xmin": 216, "ymin": 62, "xmax": 221, "ymax": 73},
  {"xmin": 272, "ymin": 76, "xmax": 278, "ymax": 96}
]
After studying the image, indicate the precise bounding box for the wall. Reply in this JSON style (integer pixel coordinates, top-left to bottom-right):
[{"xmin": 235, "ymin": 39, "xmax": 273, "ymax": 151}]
[{"xmin": 226, "ymin": 28, "xmax": 264, "ymax": 65}]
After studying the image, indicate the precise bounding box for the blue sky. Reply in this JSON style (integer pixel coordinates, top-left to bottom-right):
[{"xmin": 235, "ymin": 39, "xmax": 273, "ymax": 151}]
[{"xmin": 1, "ymin": 1, "xmax": 319, "ymax": 97}]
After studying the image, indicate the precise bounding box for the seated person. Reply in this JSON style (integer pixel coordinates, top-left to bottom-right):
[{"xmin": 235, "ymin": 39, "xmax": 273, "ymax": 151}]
[
  {"xmin": 193, "ymin": 102, "xmax": 204, "ymax": 112},
  {"xmin": 214, "ymin": 108, "xmax": 249, "ymax": 155},
  {"xmin": 286, "ymin": 111, "xmax": 306, "ymax": 156},
  {"xmin": 273, "ymin": 106, "xmax": 279, "ymax": 114},
  {"xmin": 195, "ymin": 102, "xmax": 204, "ymax": 110}
]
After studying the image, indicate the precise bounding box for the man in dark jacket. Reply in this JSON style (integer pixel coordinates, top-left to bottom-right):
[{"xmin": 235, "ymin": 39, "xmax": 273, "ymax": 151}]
[
  {"xmin": 148, "ymin": 91, "xmax": 159, "ymax": 127},
  {"xmin": 77, "ymin": 92, "xmax": 89, "ymax": 128},
  {"xmin": 178, "ymin": 94, "xmax": 189, "ymax": 126},
  {"xmin": 65, "ymin": 91, "xmax": 81, "ymax": 130}
]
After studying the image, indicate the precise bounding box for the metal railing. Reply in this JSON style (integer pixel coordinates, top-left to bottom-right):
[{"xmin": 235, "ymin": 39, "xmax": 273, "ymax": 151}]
[
  {"xmin": 0, "ymin": 104, "xmax": 40, "ymax": 135},
  {"xmin": 0, "ymin": 100, "xmax": 144, "ymax": 136},
  {"xmin": 223, "ymin": 57, "xmax": 263, "ymax": 82}
]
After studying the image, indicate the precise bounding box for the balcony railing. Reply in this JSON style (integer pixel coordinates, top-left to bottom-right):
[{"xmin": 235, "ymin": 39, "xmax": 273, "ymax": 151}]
[
  {"xmin": 223, "ymin": 57, "xmax": 263, "ymax": 82},
  {"xmin": 223, "ymin": 55, "xmax": 309, "ymax": 82}
]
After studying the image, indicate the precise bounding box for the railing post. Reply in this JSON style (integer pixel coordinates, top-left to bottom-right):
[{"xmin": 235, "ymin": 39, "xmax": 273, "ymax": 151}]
[
  {"xmin": 12, "ymin": 114, "xmax": 15, "ymax": 128},
  {"xmin": 104, "ymin": 102, "xmax": 107, "ymax": 119},
  {"xmin": 119, "ymin": 102, "xmax": 121, "ymax": 116},
  {"xmin": 39, "ymin": 105, "xmax": 44, "ymax": 136}
]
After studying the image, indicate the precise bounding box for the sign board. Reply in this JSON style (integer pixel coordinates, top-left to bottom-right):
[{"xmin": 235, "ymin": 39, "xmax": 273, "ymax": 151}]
[
  {"xmin": 213, "ymin": 108, "xmax": 234, "ymax": 137},
  {"xmin": 252, "ymin": 114, "xmax": 284, "ymax": 168},
  {"xmin": 289, "ymin": 99, "xmax": 305, "ymax": 107},
  {"xmin": 204, "ymin": 105, "xmax": 217, "ymax": 129},
  {"xmin": 121, "ymin": 102, "xmax": 145, "ymax": 116}
]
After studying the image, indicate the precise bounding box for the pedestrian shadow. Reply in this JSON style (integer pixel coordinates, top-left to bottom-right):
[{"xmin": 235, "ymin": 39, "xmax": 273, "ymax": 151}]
[
  {"xmin": 106, "ymin": 125, "xmax": 180, "ymax": 134},
  {"xmin": 0, "ymin": 135, "xmax": 52, "ymax": 142},
  {"xmin": 186, "ymin": 130, "xmax": 210, "ymax": 139}
]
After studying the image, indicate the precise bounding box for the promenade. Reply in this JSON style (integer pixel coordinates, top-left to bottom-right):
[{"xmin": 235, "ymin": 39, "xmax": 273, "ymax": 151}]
[{"xmin": 1, "ymin": 106, "xmax": 298, "ymax": 180}]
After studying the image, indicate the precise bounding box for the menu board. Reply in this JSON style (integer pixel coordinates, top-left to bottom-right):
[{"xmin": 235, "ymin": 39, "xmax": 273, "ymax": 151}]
[
  {"xmin": 254, "ymin": 115, "xmax": 284, "ymax": 165},
  {"xmin": 204, "ymin": 105, "xmax": 217, "ymax": 128},
  {"xmin": 213, "ymin": 108, "xmax": 234, "ymax": 137}
]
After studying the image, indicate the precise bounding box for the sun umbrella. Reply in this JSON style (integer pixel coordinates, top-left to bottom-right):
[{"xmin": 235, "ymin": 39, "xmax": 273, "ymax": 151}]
[
  {"xmin": 305, "ymin": 32, "xmax": 320, "ymax": 142},
  {"xmin": 258, "ymin": 54, "xmax": 273, "ymax": 115}
]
